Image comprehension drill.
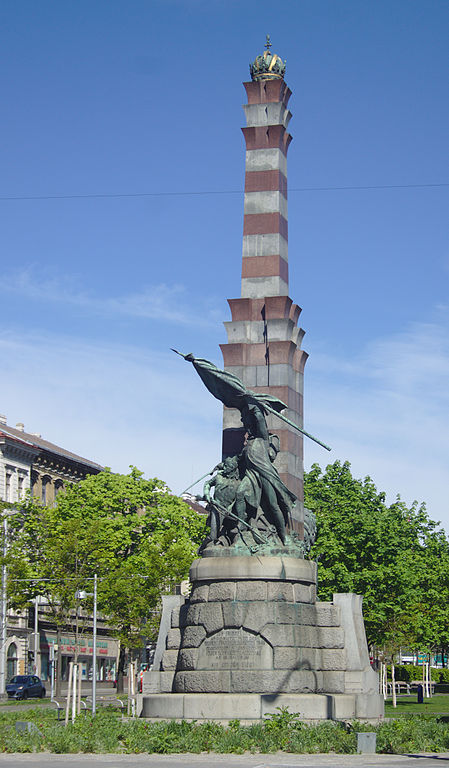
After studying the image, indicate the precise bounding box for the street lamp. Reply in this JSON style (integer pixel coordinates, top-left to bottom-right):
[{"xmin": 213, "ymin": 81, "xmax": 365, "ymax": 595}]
[
  {"xmin": 0, "ymin": 509, "xmax": 20, "ymax": 697},
  {"xmin": 75, "ymin": 574, "xmax": 98, "ymax": 716}
]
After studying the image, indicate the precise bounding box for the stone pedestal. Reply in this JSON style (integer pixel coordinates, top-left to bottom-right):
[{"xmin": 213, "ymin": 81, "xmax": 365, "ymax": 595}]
[{"xmin": 140, "ymin": 556, "xmax": 383, "ymax": 723}]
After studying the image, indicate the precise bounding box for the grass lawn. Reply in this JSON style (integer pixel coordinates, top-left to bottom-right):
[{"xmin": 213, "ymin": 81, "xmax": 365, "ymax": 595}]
[
  {"xmin": 0, "ymin": 698, "xmax": 51, "ymax": 707},
  {"xmin": 385, "ymin": 694, "xmax": 449, "ymax": 716}
]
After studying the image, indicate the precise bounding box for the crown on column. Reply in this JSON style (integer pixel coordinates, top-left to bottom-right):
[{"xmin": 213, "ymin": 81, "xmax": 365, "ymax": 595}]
[{"xmin": 250, "ymin": 35, "xmax": 286, "ymax": 81}]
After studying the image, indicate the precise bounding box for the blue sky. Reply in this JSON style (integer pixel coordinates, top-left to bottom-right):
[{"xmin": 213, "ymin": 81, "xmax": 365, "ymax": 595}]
[{"xmin": 1, "ymin": 1, "xmax": 448, "ymax": 529}]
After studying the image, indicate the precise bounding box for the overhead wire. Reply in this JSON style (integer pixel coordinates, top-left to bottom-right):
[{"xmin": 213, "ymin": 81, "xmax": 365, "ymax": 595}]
[{"xmin": 0, "ymin": 181, "xmax": 448, "ymax": 202}]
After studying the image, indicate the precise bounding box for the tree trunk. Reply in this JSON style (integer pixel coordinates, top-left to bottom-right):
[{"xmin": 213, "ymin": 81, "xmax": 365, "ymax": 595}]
[
  {"xmin": 55, "ymin": 628, "xmax": 63, "ymax": 698},
  {"xmin": 116, "ymin": 644, "xmax": 126, "ymax": 693},
  {"xmin": 381, "ymin": 662, "xmax": 387, "ymax": 700},
  {"xmin": 392, "ymin": 661, "xmax": 397, "ymax": 707}
]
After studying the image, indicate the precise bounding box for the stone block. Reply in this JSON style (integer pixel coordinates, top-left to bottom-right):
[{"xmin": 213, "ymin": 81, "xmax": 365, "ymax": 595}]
[
  {"xmin": 184, "ymin": 603, "xmax": 200, "ymax": 626},
  {"xmin": 344, "ymin": 667, "xmax": 380, "ymax": 695},
  {"xmin": 208, "ymin": 581, "xmax": 236, "ymax": 602},
  {"xmin": 275, "ymin": 603, "xmax": 303, "ymax": 624},
  {"xmin": 177, "ymin": 649, "xmax": 199, "ymax": 671},
  {"xmin": 261, "ymin": 623, "xmax": 345, "ymax": 649},
  {"xmin": 331, "ymin": 694, "xmax": 356, "ymax": 720},
  {"xmin": 199, "ymin": 603, "xmax": 224, "ymax": 634},
  {"xmin": 261, "ymin": 693, "xmax": 329, "ymax": 719},
  {"xmin": 231, "ymin": 669, "xmax": 292, "ymax": 693},
  {"xmin": 333, "ymin": 593, "xmax": 370, "ymax": 670},
  {"xmin": 293, "ymin": 584, "xmax": 314, "ymax": 604},
  {"xmin": 284, "ymin": 670, "xmax": 318, "ymax": 693},
  {"xmin": 184, "ymin": 694, "xmax": 261, "ymax": 721},
  {"xmin": 296, "ymin": 648, "xmax": 319, "ymax": 669},
  {"xmin": 244, "ymin": 602, "xmax": 277, "ymax": 633},
  {"xmin": 143, "ymin": 671, "xmax": 175, "ymax": 694},
  {"xmin": 171, "ymin": 607, "xmax": 180, "ymax": 628},
  {"xmin": 230, "ymin": 669, "xmax": 320, "ymax": 694},
  {"xmin": 159, "ymin": 672, "xmax": 176, "ymax": 693},
  {"xmin": 316, "ymin": 671, "xmax": 345, "ymax": 694},
  {"xmin": 142, "ymin": 671, "xmax": 161, "ymax": 694},
  {"xmin": 141, "ymin": 694, "xmax": 185, "ymax": 719},
  {"xmin": 236, "ymin": 581, "xmax": 267, "ymax": 601},
  {"xmin": 153, "ymin": 594, "xmax": 185, "ymax": 672},
  {"xmin": 320, "ymin": 649, "xmax": 347, "ymax": 671},
  {"xmin": 273, "ymin": 647, "xmax": 302, "ymax": 669},
  {"xmin": 296, "ymin": 604, "xmax": 317, "ymax": 625},
  {"xmin": 315, "ymin": 603, "xmax": 341, "ymax": 626},
  {"xmin": 181, "ymin": 626, "xmax": 207, "ymax": 648},
  {"xmin": 161, "ymin": 650, "xmax": 179, "ymax": 671},
  {"xmin": 316, "ymin": 627, "xmax": 345, "ymax": 649},
  {"xmin": 261, "ymin": 623, "xmax": 296, "ymax": 647},
  {"xmin": 221, "ymin": 601, "xmax": 276, "ymax": 634},
  {"xmin": 185, "ymin": 603, "xmax": 224, "ymax": 635},
  {"xmin": 189, "ymin": 584, "xmax": 209, "ymax": 603},
  {"xmin": 267, "ymin": 581, "xmax": 294, "ymax": 602},
  {"xmin": 355, "ymin": 693, "xmax": 384, "ymax": 720},
  {"xmin": 178, "ymin": 603, "xmax": 189, "ymax": 628},
  {"xmin": 175, "ymin": 671, "xmax": 231, "ymax": 693},
  {"xmin": 166, "ymin": 628, "xmax": 181, "ymax": 650},
  {"xmin": 221, "ymin": 601, "xmax": 246, "ymax": 629}
]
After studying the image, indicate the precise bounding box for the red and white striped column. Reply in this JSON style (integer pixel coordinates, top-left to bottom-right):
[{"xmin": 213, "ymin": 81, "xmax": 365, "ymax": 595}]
[
  {"xmin": 220, "ymin": 60, "xmax": 308, "ymax": 536},
  {"xmin": 241, "ymin": 77, "xmax": 291, "ymax": 300}
]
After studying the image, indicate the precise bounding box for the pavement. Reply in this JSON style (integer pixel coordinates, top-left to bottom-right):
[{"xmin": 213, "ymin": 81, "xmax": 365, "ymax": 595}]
[{"xmin": 0, "ymin": 754, "xmax": 448, "ymax": 767}]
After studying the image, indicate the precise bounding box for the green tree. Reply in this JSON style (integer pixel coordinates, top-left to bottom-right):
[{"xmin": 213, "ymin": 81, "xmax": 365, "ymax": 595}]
[
  {"xmin": 5, "ymin": 468, "xmax": 206, "ymax": 691},
  {"xmin": 305, "ymin": 460, "xmax": 449, "ymax": 651}
]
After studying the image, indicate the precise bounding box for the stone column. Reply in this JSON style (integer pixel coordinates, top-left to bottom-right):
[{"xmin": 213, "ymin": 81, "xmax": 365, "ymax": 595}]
[{"xmin": 221, "ymin": 75, "xmax": 307, "ymax": 535}]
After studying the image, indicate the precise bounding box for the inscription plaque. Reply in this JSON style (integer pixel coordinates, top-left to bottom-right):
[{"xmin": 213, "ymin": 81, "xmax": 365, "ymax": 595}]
[{"xmin": 197, "ymin": 628, "xmax": 273, "ymax": 670}]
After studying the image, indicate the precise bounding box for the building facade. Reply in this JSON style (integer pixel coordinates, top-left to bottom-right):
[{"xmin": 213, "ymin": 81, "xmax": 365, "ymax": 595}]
[
  {"xmin": 0, "ymin": 415, "xmax": 112, "ymax": 682},
  {"xmin": 0, "ymin": 415, "xmax": 102, "ymax": 507}
]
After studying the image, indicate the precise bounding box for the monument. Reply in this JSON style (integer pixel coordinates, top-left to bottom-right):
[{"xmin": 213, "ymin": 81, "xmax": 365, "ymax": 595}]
[{"xmin": 139, "ymin": 39, "xmax": 383, "ymax": 723}]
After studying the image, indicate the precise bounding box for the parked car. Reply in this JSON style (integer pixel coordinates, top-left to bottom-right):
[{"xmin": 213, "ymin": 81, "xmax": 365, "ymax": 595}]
[{"xmin": 6, "ymin": 675, "xmax": 46, "ymax": 700}]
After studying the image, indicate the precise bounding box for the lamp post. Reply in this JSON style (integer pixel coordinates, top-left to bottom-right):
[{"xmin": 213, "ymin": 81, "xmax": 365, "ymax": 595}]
[
  {"xmin": 75, "ymin": 575, "xmax": 97, "ymax": 716},
  {"xmin": 0, "ymin": 509, "xmax": 20, "ymax": 697}
]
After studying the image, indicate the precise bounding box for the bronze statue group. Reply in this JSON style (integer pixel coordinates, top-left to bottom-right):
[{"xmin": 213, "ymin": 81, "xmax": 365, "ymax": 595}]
[{"xmin": 174, "ymin": 352, "xmax": 308, "ymax": 554}]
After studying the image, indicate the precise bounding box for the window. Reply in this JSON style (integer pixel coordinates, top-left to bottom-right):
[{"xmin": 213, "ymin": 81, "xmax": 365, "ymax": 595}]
[
  {"xmin": 54, "ymin": 480, "xmax": 64, "ymax": 501},
  {"xmin": 7, "ymin": 643, "xmax": 18, "ymax": 681},
  {"xmin": 17, "ymin": 475, "xmax": 24, "ymax": 500},
  {"xmin": 41, "ymin": 477, "xmax": 51, "ymax": 505},
  {"xmin": 5, "ymin": 473, "xmax": 11, "ymax": 503}
]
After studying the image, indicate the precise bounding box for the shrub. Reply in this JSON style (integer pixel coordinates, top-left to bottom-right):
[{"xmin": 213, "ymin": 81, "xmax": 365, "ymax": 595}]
[{"xmin": 386, "ymin": 664, "xmax": 449, "ymax": 683}]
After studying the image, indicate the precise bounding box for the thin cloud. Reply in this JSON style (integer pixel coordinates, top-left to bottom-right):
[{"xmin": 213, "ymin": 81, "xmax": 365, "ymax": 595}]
[
  {"xmin": 306, "ymin": 312, "xmax": 449, "ymax": 529},
  {"xmin": 1, "ymin": 312, "xmax": 447, "ymax": 532},
  {"xmin": 0, "ymin": 330, "xmax": 222, "ymax": 493},
  {"xmin": 3, "ymin": 268, "xmax": 215, "ymax": 327}
]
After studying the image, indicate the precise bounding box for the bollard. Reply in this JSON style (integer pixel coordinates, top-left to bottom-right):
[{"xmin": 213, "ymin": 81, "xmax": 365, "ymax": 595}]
[
  {"xmin": 356, "ymin": 732, "xmax": 377, "ymax": 754},
  {"xmin": 417, "ymin": 684, "xmax": 424, "ymax": 704},
  {"xmin": 15, "ymin": 721, "xmax": 43, "ymax": 737}
]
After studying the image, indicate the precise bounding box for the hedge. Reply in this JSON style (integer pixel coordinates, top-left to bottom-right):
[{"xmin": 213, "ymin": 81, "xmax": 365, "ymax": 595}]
[{"xmin": 386, "ymin": 665, "xmax": 449, "ymax": 683}]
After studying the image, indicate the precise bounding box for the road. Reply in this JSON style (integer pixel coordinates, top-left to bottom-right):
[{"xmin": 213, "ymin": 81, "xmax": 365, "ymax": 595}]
[{"xmin": 0, "ymin": 753, "xmax": 448, "ymax": 767}]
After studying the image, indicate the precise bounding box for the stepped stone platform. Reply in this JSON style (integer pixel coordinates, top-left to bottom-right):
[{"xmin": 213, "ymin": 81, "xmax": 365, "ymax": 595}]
[{"xmin": 139, "ymin": 555, "xmax": 383, "ymax": 723}]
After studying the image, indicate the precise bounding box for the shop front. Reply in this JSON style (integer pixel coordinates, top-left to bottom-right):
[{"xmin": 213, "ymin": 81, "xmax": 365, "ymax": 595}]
[{"xmin": 40, "ymin": 635, "xmax": 119, "ymax": 683}]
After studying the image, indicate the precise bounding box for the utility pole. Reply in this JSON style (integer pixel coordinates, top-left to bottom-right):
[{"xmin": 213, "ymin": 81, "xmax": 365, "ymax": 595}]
[
  {"xmin": 92, "ymin": 574, "xmax": 97, "ymax": 716},
  {"xmin": 0, "ymin": 509, "xmax": 19, "ymax": 697},
  {"xmin": 0, "ymin": 516, "xmax": 8, "ymax": 698}
]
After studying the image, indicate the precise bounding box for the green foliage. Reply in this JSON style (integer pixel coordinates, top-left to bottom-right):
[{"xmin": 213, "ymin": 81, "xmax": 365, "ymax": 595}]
[
  {"xmin": 1, "ymin": 707, "xmax": 449, "ymax": 754},
  {"xmin": 305, "ymin": 460, "xmax": 449, "ymax": 649},
  {"xmin": 376, "ymin": 715, "xmax": 449, "ymax": 753},
  {"xmin": 387, "ymin": 665, "xmax": 449, "ymax": 683},
  {"xmin": 4, "ymin": 468, "xmax": 206, "ymax": 648}
]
